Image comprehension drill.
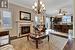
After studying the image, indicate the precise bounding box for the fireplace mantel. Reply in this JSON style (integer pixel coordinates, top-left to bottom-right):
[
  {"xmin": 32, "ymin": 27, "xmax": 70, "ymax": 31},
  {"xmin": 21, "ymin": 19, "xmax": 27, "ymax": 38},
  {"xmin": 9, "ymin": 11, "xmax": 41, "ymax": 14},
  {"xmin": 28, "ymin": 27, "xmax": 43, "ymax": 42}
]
[
  {"xmin": 19, "ymin": 22, "xmax": 31, "ymax": 25},
  {"xmin": 17, "ymin": 20, "xmax": 32, "ymax": 37},
  {"xmin": 17, "ymin": 20, "xmax": 32, "ymax": 27},
  {"xmin": 16, "ymin": 20, "xmax": 31, "ymax": 23}
]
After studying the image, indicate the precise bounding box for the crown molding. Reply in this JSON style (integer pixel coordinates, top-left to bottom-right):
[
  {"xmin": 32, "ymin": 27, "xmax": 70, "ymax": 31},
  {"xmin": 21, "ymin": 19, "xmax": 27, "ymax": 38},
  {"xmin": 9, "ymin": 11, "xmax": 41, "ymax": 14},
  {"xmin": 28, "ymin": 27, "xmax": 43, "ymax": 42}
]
[{"xmin": 9, "ymin": 1, "xmax": 32, "ymax": 10}]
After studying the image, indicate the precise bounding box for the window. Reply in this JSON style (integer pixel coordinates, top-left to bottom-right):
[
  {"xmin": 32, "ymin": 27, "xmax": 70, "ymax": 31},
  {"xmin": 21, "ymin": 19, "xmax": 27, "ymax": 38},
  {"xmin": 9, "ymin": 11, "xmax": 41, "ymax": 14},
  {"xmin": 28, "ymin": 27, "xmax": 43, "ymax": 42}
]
[
  {"xmin": 62, "ymin": 16, "xmax": 71, "ymax": 23},
  {"xmin": 2, "ymin": 11, "xmax": 12, "ymax": 29}
]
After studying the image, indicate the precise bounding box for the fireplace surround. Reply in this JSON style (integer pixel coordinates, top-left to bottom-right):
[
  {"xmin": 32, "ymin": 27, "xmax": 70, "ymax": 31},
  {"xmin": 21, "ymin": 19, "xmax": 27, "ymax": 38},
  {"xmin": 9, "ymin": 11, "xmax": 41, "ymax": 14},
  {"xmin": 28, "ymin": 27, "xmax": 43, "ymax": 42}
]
[
  {"xmin": 21, "ymin": 26, "xmax": 30, "ymax": 34},
  {"xmin": 17, "ymin": 21, "xmax": 32, "ymax": 37}
]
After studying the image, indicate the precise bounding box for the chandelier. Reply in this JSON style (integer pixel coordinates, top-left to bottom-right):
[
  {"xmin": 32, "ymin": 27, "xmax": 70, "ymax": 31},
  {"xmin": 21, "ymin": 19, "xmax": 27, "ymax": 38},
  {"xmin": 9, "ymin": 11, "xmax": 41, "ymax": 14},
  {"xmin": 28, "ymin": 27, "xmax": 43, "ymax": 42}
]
[
  {"xmin": 58, "ymin": 9, "xmax": 67, "ymax": 15},
  {"xmin": 32, "ymin": 0, "xmax": 45, "ymax": 14}
]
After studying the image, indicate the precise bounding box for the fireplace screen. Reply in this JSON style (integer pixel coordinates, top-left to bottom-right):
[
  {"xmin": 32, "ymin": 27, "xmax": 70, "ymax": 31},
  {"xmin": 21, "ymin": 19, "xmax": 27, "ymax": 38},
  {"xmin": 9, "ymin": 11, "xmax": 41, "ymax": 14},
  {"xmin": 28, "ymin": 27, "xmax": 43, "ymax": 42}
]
[{"xmin": 21, "ymin": 26, "xmax": 30, "ymax": 34}]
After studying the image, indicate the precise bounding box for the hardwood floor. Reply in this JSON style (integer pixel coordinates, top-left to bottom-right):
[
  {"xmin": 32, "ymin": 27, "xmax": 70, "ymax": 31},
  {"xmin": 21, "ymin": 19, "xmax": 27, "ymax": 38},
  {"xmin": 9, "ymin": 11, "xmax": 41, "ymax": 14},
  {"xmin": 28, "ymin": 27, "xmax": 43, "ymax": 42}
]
[
  {"xmin": 1, "ymin": 34, "xmax": 74, "ymax": 50},
  {"xmin": 72, "ymin": 39, "xmax": 75, "ymax": 50},
  {"xmin": 10, "ymin": 34, "xmax": 75, "ymax": 50},
  {"xmin": 63, "ymin": 39, "xmax": 75, "ymax": 50},
  {"xmin": 10, "ymin": 34, "xmax": 68, "ymax": 50},
  {"xmin": 9, "ymin": 35, "xmax": 75, "ymax": 50}
]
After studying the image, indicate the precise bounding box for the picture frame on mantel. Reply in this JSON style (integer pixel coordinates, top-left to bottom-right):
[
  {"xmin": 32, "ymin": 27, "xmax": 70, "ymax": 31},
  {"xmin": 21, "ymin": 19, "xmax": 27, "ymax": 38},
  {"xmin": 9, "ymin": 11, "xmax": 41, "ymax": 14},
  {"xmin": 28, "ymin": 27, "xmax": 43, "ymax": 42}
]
[{"xmin": 20, "ymin": 11, "xmax": 31, "ymax": 21}]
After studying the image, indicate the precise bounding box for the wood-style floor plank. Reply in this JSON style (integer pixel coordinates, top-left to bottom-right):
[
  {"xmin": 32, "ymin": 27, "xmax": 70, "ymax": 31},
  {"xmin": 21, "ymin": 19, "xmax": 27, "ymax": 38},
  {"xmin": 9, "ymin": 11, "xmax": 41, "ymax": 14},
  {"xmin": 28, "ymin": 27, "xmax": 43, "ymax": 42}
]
[{"xmin": 63, "ymin": 39, "xmax": 75, "ymax": 50}]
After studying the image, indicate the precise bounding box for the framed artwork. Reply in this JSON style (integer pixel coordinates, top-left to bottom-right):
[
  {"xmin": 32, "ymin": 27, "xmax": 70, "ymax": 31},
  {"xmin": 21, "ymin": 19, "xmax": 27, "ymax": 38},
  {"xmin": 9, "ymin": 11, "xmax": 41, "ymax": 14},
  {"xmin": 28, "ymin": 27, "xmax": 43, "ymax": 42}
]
[{"xmin": 20, "ymin": 11, "xmax": 31, "ymax": 21}]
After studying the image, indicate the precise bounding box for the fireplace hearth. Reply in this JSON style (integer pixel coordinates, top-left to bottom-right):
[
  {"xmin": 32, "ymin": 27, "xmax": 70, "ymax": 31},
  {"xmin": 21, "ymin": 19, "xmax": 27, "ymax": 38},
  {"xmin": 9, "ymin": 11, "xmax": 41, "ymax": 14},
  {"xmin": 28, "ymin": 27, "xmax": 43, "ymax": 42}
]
[{"xmin": 21, "ymin": 26, "xmax": 30, "ymax": 34}]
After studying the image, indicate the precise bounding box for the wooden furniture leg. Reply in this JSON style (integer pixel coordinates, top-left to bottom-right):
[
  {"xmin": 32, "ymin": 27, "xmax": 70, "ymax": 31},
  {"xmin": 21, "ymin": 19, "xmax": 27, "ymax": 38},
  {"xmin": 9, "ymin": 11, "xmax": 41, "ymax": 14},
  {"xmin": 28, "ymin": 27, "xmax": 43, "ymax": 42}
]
[
  {"xmin": 36, "ymin": 39, "xmax": 38, "ymax": 48},
  {"xmin": 27, "ymin": 35, "xmax": 29, "ymax": 40},
  {"xmin": 48, "ymin": 35, "xmax": 49, "ymax": 42}
]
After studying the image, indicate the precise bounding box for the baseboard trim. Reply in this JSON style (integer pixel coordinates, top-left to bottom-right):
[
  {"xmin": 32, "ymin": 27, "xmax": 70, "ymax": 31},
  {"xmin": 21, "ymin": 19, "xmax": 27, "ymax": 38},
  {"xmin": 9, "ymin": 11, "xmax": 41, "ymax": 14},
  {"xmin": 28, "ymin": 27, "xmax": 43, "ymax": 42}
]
[
  {"xmin": 50, "ymin": 33, "xmax": 68, "ymax": 38},
  {"xmin": 10, "ymin": 35, "xmax": 27, "ymax": 40}
]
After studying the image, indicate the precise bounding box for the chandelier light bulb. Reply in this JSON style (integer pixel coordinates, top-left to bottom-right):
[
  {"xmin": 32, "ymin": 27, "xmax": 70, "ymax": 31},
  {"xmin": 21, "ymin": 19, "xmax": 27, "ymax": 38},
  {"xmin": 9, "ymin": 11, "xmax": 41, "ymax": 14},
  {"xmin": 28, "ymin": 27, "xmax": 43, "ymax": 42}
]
[
  {"xmin": 34, "ymin": 2, "xmax": 37, "ymax": 7},
  {"xmin": 42, "ymin": 4, "xmax": 45, "ymax": 7},
  {"xmin": 5, "ymin": 1, "xmax": 7, "ymax": 4},
  {"xmin": 34, "ymin": 9, "xmax": 37, "ymax": 11},
  {"xmin": 58, "ymin": 13, "xmax": 63, "ymax": 15},
  {"xmin": 1, "ymin": 1, "xmax": 4, "ymax": 7},
  {"xmin": 40, "ymin": 1, "xmax": 42, "ymax": 4},
  {"xmin": 4, "ymin": 1, "xmax": 7, "ymax": 7},
  {"xmin": 32, "ymin": 0, "xmax": 46, "ymax": 14},
  {"xmin": 32, "ymin": 6, "xmax": 35, "ymax": 9}
]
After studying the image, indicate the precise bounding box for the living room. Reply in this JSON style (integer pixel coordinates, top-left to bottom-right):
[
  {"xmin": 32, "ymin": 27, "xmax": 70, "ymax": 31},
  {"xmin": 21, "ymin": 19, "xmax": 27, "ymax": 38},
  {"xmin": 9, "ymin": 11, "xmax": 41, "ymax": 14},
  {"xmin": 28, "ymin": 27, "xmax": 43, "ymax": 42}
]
[{"xmin": 0, "ymin": 0, "xmax": 75, "ymax": 50}]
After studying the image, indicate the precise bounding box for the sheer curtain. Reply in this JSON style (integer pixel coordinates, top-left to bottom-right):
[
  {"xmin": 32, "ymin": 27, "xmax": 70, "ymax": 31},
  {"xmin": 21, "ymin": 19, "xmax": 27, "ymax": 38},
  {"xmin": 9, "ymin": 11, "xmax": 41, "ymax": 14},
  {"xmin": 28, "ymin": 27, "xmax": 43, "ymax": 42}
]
[{"xmin": 45, "ymin": 17, "xmax": 50, "ymax": 29}]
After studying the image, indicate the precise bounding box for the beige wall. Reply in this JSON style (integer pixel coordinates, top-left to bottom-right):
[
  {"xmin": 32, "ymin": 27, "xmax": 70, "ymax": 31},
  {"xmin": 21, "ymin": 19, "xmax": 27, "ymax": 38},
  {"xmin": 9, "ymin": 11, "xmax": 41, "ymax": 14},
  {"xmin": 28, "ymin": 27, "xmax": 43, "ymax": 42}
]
[
  {"xmin": 4, "ymin": 3, "xmax": 35, "ymax": 37},
  {"xmin": 0, "ymin": 3, "xmax": 45, "ymax": 37},
  {"xmin": 73, "ymin": 0, "xmax": 75, "ymax": 38}
]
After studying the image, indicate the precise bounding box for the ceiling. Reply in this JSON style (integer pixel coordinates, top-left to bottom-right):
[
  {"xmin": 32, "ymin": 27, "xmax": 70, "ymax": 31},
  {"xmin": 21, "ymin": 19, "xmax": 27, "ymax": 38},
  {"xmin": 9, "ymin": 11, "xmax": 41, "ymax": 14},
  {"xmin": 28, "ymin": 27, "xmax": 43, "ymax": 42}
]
[{"xmin": 9, "ymin": 0, "xmax": 73, "ymax": 16}]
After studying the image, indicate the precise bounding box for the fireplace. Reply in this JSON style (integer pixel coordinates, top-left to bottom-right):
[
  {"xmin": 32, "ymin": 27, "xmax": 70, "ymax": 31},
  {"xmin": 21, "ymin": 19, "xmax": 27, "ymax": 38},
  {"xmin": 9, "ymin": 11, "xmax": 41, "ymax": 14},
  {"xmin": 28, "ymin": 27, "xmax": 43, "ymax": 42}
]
[{"xmin": 21, "ymin": 26, "xmax": 30, "ymax": 34}]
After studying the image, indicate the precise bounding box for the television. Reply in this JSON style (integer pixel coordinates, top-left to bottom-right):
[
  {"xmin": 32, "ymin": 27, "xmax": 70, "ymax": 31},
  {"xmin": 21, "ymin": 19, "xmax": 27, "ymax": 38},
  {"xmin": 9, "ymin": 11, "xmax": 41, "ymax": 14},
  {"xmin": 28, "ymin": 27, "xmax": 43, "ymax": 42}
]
[{"xmin": 62, "ymin": 16, "xmax": 71, "ymax": 23}]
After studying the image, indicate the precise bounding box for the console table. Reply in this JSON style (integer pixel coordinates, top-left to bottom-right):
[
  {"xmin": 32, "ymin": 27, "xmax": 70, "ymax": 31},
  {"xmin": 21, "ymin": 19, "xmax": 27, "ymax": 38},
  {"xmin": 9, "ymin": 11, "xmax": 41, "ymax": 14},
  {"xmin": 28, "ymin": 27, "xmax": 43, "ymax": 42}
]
[
  {"xmin": 27, "ymin": 33, "xmax": 49, "ymax": 48},
  {"xmin": 0, "ymin": 31, "xmax": 9, "ymax": 47}
]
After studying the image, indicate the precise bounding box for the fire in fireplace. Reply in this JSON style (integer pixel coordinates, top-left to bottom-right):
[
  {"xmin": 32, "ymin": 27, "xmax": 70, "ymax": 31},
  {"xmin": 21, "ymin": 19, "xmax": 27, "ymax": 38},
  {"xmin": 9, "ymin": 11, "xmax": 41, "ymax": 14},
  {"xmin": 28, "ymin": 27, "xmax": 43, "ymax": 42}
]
[{"xmin": 21, "ymin": 26, "xmax": 30, "ymax": 34}]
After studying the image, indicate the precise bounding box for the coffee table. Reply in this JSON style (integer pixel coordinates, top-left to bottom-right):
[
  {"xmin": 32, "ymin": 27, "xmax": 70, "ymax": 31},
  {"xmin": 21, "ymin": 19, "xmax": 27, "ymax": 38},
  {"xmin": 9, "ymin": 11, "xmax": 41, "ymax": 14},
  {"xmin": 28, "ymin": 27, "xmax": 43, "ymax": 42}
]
[{"xmin": 27, "ymin": 33, "xmax": 49, "ymax": 48}]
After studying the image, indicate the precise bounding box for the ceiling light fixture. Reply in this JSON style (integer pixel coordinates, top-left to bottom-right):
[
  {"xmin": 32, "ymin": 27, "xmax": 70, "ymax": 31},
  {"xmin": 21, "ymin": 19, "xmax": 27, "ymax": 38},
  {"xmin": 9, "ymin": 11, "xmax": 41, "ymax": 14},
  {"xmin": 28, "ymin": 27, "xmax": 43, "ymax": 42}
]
[
  {"xmin": 58, "ymin": 9, "xmax": 67, "ymax": 16},
  {"xmin": 32, "ymin": 0, "xmax": 46, "ymax": 14},
  {"xmin": 58, "ymin": 9, "xmax": 63, "ymax": 15}
]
